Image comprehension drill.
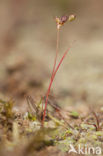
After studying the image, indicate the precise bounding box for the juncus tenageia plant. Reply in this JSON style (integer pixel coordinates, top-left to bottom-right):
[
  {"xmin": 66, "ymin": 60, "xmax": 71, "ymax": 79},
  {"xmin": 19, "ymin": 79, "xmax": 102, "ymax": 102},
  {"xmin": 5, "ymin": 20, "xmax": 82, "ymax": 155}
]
[{"xmin": 42, "ymin": 14, "xmax": 76, "ymax": 125}]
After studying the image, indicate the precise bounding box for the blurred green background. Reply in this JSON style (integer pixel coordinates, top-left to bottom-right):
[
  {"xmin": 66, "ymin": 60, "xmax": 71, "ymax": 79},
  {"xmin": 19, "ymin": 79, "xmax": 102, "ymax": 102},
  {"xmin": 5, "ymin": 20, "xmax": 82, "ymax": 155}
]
[{"xmin": 0, "ymin": 0, "xmax": 103, "ymax": 110}]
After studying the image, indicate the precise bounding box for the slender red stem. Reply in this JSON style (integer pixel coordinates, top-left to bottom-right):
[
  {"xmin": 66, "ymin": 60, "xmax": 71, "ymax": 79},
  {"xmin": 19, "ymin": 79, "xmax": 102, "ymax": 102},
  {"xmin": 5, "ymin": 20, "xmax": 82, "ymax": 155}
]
[
  {"xmin": 42, "ymin": 74, "xmax": 54, "ymax": 124},
  {"xmin": 51, "ymin": 28, "xmax": 59, "ymax": 78},
  {"xmin": 42, "ymin": 46, "xmax": 71, "ymax": 125},
  {"xmin": 45, "ymin": 28, "xmax": 60, "ymax": 98},
  {"xmin": 53, "ymin": 47, "xmax": 70, "ymax": 77},
  {"xmin": 42, "ymin": 28, "xmax": 59, "ymax": 125}
]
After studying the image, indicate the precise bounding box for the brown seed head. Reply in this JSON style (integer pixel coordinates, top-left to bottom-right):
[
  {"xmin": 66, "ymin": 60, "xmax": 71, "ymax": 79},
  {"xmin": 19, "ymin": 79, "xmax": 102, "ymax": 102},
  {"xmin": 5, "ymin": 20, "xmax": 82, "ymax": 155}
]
[{"xmin": 60, "ymin": 15, "xmax": 68, "ymax": 24}]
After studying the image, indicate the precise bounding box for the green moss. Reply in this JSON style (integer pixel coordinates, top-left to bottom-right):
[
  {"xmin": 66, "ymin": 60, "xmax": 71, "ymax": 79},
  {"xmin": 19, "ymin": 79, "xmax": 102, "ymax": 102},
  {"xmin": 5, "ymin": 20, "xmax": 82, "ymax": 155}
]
[
  {"xmin": 28, "ymin": 112, "xmax": 36, "ymax": 121},
  {"xmin": 0, "ymin": 99, "xmax": 14, "ymax": 118},
  {"xmin": 95, "ymin": 131, "xmax": 103, "ymax": 136},
  {"xmin": 91, "ymin": 135, "xmax": 97, "ymax": 140},
  {"xmin": 78, "ymin": 138, "xmax": 86, "ymax": 144},
  {"xmin": 70, "ymin": 111, "xmax": 79, "ymax": 118}
]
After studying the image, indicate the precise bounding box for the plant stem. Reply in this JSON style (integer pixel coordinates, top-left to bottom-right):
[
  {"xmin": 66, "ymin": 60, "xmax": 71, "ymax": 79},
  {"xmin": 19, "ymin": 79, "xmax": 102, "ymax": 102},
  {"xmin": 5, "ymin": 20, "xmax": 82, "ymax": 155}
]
[
  {"xmin": 51, "ymin": 28, "xmax": 60, "ymax": 79},
  {"xmin": 53, "ymin": 47, "xmax": 70, "ymax": 77},
  {"xmin": 42, "ymin": 28, "xmax": 59, "ymax": 125},
  {"xmin": 45, "ymin": 28, "xmax": 60, "ymax": 98},
  {"xmin": 42, "ymin": 45, "xmax": 70, "ymax": 125}
]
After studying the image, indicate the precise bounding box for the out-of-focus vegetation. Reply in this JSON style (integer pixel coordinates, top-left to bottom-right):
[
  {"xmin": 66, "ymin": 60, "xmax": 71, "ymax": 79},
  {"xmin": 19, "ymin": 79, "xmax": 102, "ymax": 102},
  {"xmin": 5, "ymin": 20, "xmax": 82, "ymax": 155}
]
[
  {"xmin": 0, "ymin": 0, "xmax": 103, "ymax": 155},
  {"xmin": 0, "ymin": 97, "xmax": 103, "ymax": 156}
]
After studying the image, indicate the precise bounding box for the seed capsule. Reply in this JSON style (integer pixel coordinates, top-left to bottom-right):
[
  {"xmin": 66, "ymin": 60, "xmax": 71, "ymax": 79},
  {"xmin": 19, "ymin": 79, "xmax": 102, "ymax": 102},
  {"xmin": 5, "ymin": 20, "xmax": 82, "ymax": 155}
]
[{"xmin": 68, "ymin": 14, "xmax": 76, "ymax": 22}]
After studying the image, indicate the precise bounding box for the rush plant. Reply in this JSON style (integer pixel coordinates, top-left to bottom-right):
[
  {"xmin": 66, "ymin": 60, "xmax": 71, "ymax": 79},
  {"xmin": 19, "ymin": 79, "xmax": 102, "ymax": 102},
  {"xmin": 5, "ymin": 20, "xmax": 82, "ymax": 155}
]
[{"xmin": 42, "ymin": 14, "xmax": 76, "ymax": 125}]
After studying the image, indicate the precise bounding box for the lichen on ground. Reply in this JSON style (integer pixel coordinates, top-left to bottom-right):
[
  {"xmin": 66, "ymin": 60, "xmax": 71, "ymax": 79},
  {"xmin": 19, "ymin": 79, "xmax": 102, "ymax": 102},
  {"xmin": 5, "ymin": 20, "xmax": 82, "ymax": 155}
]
[{"xmin": 0, "ymin": 98, "xmax": 103, "ymax": 156}]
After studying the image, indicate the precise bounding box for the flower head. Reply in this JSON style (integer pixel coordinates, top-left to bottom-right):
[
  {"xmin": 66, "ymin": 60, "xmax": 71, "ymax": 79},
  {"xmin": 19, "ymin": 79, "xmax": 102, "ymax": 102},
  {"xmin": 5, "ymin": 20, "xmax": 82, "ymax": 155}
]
[{"xmin": 55, "ymin": 14, "xmax": 76, "ymax": 29}]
